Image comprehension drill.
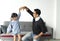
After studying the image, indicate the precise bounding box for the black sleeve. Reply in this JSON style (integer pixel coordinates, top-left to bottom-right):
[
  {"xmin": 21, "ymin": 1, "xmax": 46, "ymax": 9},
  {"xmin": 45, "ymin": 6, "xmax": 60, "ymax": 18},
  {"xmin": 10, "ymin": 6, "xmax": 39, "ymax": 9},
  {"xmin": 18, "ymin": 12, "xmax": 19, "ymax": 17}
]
[
  {"xmin": 40, "ymin": 19, "xmax": 47, "ymax": 33},
  {"xmin": 27, "ymin": 8, "xmax": 33, "ymax": 17}
]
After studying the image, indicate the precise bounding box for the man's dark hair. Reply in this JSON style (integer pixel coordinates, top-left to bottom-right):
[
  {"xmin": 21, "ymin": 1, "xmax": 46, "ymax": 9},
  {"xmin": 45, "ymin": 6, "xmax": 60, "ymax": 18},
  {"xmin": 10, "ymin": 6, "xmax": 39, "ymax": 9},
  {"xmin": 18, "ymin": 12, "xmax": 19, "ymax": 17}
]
[
  {"xmin": 11, "ymin": 13, "xmax": 18, "ymax": 18},
  {"xmin": 34, "ymin": 9, "xmax": 41, "ymax": 16}
]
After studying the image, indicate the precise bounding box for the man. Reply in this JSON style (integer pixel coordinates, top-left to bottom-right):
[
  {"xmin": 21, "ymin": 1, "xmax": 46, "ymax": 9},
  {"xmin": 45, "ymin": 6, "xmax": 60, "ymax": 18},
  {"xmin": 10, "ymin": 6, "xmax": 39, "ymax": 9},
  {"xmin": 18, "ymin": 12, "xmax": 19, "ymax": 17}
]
[{"xmin": 21, "ymin": 6, "xmax": 47, "ymax": 41}]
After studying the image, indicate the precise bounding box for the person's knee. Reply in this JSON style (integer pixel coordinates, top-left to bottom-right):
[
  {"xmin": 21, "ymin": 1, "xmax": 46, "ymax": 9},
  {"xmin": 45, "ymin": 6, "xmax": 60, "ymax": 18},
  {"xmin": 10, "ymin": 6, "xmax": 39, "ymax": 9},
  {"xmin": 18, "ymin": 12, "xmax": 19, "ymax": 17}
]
[
  {"xmin": 22, "ymin": 32, "xmax": 33, "ymax": 41},
  {"xmin": 22, "ymin": 37, "xmax": 26, "ymax": 41},
  {"xmin": 33, "ymin": 38, "xmax": 40, "ymax": 41},
  {"xmin": 33, "ymin": 39, "xmax": 37, "ymax": 41}
]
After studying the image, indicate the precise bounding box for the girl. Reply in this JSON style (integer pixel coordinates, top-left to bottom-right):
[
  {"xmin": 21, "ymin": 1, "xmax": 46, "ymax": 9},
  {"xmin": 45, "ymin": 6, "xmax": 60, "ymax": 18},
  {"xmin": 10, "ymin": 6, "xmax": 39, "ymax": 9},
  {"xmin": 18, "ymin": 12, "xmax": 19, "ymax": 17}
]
[{"xmin": 7, "ymin": 7, "xmax": 23, "ymax": 41}]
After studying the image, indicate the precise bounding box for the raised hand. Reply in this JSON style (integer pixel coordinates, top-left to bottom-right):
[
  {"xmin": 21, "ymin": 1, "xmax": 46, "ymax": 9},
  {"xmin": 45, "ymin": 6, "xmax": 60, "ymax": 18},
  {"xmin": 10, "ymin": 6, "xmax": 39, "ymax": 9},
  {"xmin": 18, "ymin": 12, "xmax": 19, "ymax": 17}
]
[
  {"xmin": 19, "ymin": 6, "xmax": 29, "ymax": 12},
  {"xmin": 19, "ymin": 7, "xmax": 24, "ymax": 12},
  {"xmin": 22, "ymin": 6, "xmax": 29, "ymax": 10}
]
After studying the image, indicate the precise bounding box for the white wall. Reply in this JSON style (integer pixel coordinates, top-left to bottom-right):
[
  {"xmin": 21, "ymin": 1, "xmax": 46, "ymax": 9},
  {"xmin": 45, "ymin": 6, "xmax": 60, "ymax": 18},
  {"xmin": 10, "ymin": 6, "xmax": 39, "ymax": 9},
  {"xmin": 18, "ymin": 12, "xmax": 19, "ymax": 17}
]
[
  {"xmin": 0, "ymin": 0, "xmax": 56, "ymax": 38},
  {"xmin": 53, "ymin": 0, "xmax": 57, "ymax": 39},
  {"xmin": 55, "ymin": 0, "xmax": 60, "ymax": 39}
]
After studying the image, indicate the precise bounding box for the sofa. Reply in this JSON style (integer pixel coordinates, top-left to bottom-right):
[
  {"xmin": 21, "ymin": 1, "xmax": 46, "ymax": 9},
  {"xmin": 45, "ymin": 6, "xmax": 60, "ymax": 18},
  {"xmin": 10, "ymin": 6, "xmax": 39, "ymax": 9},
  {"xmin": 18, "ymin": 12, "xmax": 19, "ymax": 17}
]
[{"xmin": 0, "ymin": 21, "xmax": 53, "ymax": 41}]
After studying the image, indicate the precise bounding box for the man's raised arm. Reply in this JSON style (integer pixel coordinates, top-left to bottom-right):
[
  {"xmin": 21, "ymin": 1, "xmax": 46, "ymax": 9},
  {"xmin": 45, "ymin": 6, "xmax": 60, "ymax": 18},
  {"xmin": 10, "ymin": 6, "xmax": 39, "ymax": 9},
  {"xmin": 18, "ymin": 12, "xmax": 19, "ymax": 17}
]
[{"xmin": 23, "ymin": 6, "xmax": 33, "ymax": 17}]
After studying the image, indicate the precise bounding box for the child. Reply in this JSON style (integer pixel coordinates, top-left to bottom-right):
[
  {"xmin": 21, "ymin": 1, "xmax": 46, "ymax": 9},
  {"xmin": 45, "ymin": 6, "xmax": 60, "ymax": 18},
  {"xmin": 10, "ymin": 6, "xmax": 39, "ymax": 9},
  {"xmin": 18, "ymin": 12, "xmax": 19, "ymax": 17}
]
[{"xmin": 7, "ymin": 8, "xmax": 23, "ymax": 41}]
